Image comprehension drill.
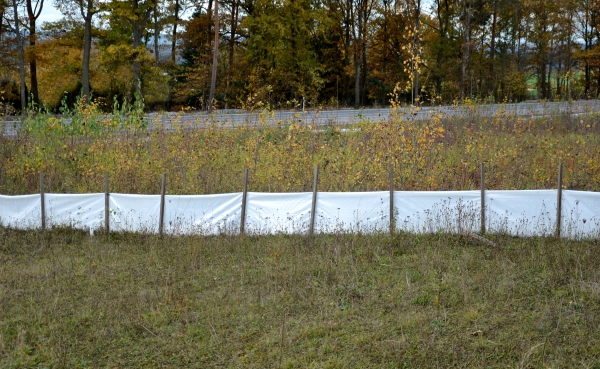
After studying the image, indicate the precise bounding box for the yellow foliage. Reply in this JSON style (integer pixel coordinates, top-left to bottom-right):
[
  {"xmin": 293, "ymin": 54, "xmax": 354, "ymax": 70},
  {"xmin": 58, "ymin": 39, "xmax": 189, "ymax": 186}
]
[
  {"xmin": 36, "ymin": 40, "xmax": 82, "ymax": 108},
  {"xmin": 2, "ymin": 104, "xmax": 600, "ymax": 195}
]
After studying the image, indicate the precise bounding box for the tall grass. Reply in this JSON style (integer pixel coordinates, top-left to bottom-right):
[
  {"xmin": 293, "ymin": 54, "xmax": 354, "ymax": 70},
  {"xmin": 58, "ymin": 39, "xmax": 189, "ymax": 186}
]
[{"xmin": 1, "ymin": 101, "xmax": 599, "ymax": 195}]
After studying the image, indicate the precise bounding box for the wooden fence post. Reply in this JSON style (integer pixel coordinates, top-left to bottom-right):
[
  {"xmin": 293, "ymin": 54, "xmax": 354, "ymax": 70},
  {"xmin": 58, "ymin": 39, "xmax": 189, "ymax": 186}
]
[
  {"xmin": 159, "ymin": 173, "xmax": 166, "ymax": 236},
  {"xmin": 390, "ymin": 164, "xmax": 394, "ymax": 236},
  {"xmin": 104, "ymin": 172, "xmax": 110, "ymax": 234},
  {"xmin": 480, "ymin": 164, "xmax": 485, "ymax": 235},
  {"xmin": 309, "ymin": 165, "xmax": 319, "ymax": 236},
  {"xmin": 40, "ymin": 172, "xmax": 45, "ymax": 231},
  {"xmin": 556, "ymin": 163, "xmax": 563, "ymax": 238},
  {"xmin": 240, "ymin": 168, "xmax": 249, "ymax": 235}
]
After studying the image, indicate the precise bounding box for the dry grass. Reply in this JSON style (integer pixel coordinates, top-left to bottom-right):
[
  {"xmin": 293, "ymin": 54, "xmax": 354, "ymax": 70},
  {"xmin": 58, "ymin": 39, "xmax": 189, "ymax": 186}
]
[{"xmin": 1, "ymin": 228, "xmax": 600, "ymax": 367}]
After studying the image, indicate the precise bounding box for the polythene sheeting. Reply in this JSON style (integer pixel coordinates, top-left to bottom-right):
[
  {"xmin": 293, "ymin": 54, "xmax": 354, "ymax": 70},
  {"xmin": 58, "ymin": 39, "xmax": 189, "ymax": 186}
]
[
  {"xmin": 485, "ymin": 190, "xmax": 557, "ymax": 237},
  {"xmin": 394, "ymin": 191, "xmax": 481, "ymax": 234},
  {"xmin": 163, "ymin": 193, "xmax": 242, "ymax": 235},
  {"xmin": 245, "ymin": 192, "xmax": 312, "ymax": 234},
  {"xmin": 109, "ymin": 194, "xmax": 161, "ymax": 233},
  {"xmin": 0, "ymin": 194, "xmax": 41, "ymax": 229},
  {"xmin": 2, "ymin": 190, "xmax": 600, "ymax": 238},
  {"xmin": 562, "ymin": 190, "xmax": 600, "ymax": 239},
  {"xmin": 315, "ymin": 192, "xmax": 390, "ymax": 233},
  {"xmin": 45, "ymin": 193, "xmax": 105, "ymax": 230}
]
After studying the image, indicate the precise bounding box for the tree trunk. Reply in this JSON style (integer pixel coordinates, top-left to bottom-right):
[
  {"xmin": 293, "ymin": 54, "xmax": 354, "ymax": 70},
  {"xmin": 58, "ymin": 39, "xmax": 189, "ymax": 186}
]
[
  {"xmin": 28, "ymin": 20, "xmax": 38, "ymax": 104},
  {"xmin": 597, "ymin": 67, "xmax": 600, "ymax": 98},
  {"xmin": 556, "ymin": 60, "xmax": 562, "ymax": 97},
  {"xmin": 203, "ymin": 0, "xmax": 213, "ymax": 110},
  {"xmin": 459, "ymin": 0, "xmax": 472, "ymax": 101},
  {"xmin": 566, "ymin": 7, "xmax": 573, "ymax": 100},
  {"xmin": 343, "ymin": 0, "xmax": 351, "ymax": 105},
  {"xmin": 546, "ymin": 65, "xmax": 552, "ymax": 100},
  {"xmin": 354, "ymin": 8, "xmax": 362, "ymax": 108},
  {"xmin": 226, "ymin": 0, "xmax": 238, "ymax": 106},
  {"xmin": 81, "ymin": 0, "xmax": 93, "ymax": 101},
  {"xmin": 0, "ymin": 4, "xmax": 4, "ymax": 43},
  {"xmin": 539, "ymin": 60, "xmax": 546, "ymax": 100},
  {"xmin": 13, "ymin": 0, "xmax": 27, "ymax": 112},
  {"xmin": 26, "ymin": 0, "xmax": 43, "ymax": 105},
  {"xmin": 413, "ymin": 0, "xmax": 421, "ymax": 104},
  {"xmin": 171, "ymin": 0, "xmax": 179, "ymax": 63},
  {"xmin": 208, "ymin": 0, "xmax": 219, "ymax": 113},
  {"xmin": 488, "ymin": 0, "xmax": 497, "ymax": 98},
  {"xmin": 132, "ymin": 18, "xmax": 142, "ymax": 99},
  {"xmin": 547, "ymin": 38, "xmax": 553, "ymax": 100},
  {"xmin": 228, "ymin": 0, "xmax": 238, "ymax": 71},
  {"xmin": 584, "ymin": 9, "xmax": 591, "ymax": 96},
  {"xmin": 131, "ymin": 0, "xmax": 151, "ymax": 101},
  {"xmin": 154, "ymin": 1, "xmax": 159, "ymax": 62},
  {"xmin": 382, "ymin": 0, "xmax": 388, "ymax": 105},
  {"xmin": 361, "ymin": 33, "xmax": 367, "ymax": 105},
  {"xmin": 433, "ymin": 0, "xmax": 447, "ymax": 98}
]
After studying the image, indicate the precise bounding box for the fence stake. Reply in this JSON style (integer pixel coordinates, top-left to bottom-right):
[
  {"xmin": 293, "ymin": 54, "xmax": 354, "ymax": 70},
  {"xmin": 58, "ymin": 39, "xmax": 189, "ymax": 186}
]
[
  {"xmin": 480, "ymin": 164, "xmax": 485, "ymax": 235},
  {"xmin": 240, "ymin": 168, "xmax": 249, "ymax": 235},
  {"xmin": 40, "ymin": 172, "xmax": 45, "ymax": 231},
  {"xmin": 159, "ymin": 173, "xmax": 166, "ymax": 236},
  {"xmin": 556, "ymin": 163, "xmax": 563, "ymax": 238},
  {"xmin": 104, "ymin": 172, "xmax": 110, "ymax": 234},
  {"xmin": 309, "ymin": 165, "xmax": 319, "ymax": 236},
  {"xmin": 389, "ymin": 164, "xmax": 394, "ymax": 236}
]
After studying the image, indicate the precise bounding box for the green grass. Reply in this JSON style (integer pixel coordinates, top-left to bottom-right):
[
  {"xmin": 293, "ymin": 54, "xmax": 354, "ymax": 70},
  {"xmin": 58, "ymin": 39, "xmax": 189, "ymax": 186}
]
[{"xmin": 1, "ymin": 228, "xmax": 600, "ymax": 367}]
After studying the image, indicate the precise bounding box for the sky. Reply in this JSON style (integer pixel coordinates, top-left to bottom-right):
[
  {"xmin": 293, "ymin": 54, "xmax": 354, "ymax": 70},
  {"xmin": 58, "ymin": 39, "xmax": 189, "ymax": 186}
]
[
  {"xmin": 36, "ymin": 2, "xmax": 193, "ymax": 28},
  {"xmin": 38, "ymin": 3, "xmax": 63, "ymax": 24}
]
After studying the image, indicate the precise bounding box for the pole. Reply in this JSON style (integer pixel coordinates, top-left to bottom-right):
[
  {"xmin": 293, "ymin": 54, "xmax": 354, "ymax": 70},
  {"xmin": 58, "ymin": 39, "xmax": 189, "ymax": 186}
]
[
  {"xmin": 556, "ymin": 163, "xmax": 563, "ymax": 238},
  {"xmin": 240, "ymin": 168, "xmax": 249, "ymax": 235},
  {"xmin": 309, "ymin": 165, "xmax": 319, "ymax": 236},
  {"xmin": 105, "ymin": 172, "xmax": 110, "ymax": 234},
  {"xmin": 159, "ymin": 173, "xmax": 166, "ymax": 236},
  {"xmin": 480, "ymin": 164, "xmax": 485, "ymax": 234},
  {"xmin": 40, "ymin": 172, "xmax": 45, "ymax": 231},
  {"xmin": 390, "ymin": 164, "xmax": 394, "ymax": 236}
]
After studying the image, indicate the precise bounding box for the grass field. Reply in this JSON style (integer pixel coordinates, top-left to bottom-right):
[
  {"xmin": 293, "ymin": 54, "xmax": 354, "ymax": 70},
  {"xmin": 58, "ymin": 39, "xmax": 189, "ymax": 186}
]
[{"xmin": 2, "ymin": 228, "xmax": 600, "ymax": 368}]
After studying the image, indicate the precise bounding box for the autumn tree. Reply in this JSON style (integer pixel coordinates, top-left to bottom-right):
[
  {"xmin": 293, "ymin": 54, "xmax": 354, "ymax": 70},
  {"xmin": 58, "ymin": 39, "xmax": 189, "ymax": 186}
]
[
  {"xmin": 105, "ymin": 0, "xmax": 157, "ymax": 100},
  {"xmin": 15, "ymin": 0, "xmax": 600, "ymax": 109},
  {"xmin": 240, "ymin": 0, "xmax": 325, "ymax": 106},
  {"xmin": 177, "ymin": 7, "xmax": 214, "ymax": 107},
  {"xmin": 54, "ymin": 0, "xmax": 104, "ymax": 101}
]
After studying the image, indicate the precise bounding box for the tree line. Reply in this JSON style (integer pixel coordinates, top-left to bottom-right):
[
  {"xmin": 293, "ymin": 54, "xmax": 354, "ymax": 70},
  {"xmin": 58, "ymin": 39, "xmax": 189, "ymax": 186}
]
[{"xmin": 1, "ymin": 0, "xmax": 600, "ymax": 112}]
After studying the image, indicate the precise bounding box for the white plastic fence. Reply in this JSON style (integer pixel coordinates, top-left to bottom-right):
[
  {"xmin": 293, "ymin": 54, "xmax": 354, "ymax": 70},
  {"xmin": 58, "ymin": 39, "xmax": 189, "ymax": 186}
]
[{"xmin": 1, "ymin": 190, "xmax": 600, "ymax": 239}]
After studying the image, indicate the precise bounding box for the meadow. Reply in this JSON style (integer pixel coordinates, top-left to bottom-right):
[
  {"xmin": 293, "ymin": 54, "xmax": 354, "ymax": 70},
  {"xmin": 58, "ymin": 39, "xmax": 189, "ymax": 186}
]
[
  {"xmin": 1, "ymin": 102, "xmax": 600, "ymax": 367},
  {"xmin": 1, "ymin": 229, "xmax": 600, "ymax": 367}
]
